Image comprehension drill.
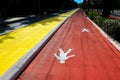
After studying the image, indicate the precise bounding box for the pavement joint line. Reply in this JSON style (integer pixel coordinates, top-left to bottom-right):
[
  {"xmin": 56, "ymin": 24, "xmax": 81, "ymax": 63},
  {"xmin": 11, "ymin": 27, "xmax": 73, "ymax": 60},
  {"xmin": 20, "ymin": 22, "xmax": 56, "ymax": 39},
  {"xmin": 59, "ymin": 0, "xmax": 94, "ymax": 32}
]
[
  {"xmin": 0, "ymin": 9, "xmax": 78, "ymax": 80},
  {"xmin": 87, "ymin": 17, "xmax": 120, "ymax": 51}
]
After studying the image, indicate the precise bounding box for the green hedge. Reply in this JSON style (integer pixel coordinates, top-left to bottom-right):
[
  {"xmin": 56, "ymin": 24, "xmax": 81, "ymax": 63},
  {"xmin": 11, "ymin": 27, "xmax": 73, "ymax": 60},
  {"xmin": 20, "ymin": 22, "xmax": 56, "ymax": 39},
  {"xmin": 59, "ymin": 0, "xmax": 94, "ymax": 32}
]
[{"xmin": 87, "ymin": 11, "xmax": 120, "ymax": 42}]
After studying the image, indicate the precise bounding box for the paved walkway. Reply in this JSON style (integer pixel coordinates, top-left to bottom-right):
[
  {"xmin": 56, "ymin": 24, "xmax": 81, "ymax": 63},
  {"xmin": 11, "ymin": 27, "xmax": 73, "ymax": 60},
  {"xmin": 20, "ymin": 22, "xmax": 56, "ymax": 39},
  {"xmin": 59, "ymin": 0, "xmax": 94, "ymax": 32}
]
[
  {"xmin": 17, "ymin": 9, "xmax": 120, "ymax": 80},
  {"xmin": 0, "ymin": 9, "xmax": 78, "ymax": 80},
  {"xmin": 112, "ymin": 10, "xmax": 120, "ymax": 17},
  {"xmin": 110, "ymin": 10, "xmax": 120, "ymax": 20}
]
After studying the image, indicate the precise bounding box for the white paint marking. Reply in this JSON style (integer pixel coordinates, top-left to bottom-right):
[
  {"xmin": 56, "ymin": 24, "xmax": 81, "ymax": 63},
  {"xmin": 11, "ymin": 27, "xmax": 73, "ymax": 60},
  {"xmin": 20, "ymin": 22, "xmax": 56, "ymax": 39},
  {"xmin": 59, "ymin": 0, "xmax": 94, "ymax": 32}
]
[
  {"xmin": 87, "ymin": 17, "xmax": 120, "ymax": 50},
  {"xmin": 54, "ymin": 48, "xmax": 75, "ymax": 64},
  {"xmin": 81, "ymin": 28, "xmax": 90, "ymax": 32}
]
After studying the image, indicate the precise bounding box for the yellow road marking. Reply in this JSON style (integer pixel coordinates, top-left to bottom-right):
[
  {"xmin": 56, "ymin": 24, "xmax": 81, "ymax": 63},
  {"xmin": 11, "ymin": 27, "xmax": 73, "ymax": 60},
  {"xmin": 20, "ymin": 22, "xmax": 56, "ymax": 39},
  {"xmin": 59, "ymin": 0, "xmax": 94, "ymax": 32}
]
[{"xmin": 0, "ymin": 9, "xmax": 78, "ymax": 76}]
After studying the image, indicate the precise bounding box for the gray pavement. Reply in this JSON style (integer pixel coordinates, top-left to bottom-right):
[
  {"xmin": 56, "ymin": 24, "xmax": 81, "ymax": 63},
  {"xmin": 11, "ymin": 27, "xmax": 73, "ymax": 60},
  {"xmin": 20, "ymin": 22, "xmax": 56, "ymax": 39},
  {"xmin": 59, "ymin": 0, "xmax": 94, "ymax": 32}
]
[
  {"xmin": 0, "ymin": 9, "xmax": 73, "ymax": 36},
  {"xmin": 112, "ymin": 10, "xmax": 120, "ymax": 17}
]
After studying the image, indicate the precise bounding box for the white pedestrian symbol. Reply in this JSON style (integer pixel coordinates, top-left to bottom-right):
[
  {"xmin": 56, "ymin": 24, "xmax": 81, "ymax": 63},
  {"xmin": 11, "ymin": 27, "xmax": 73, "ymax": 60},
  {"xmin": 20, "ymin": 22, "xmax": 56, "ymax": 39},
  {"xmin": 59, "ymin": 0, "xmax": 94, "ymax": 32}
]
[
  {"xmin": 54, "ymin": 48, "xmax": 75, "ymax": 64},
  {"xmin": 81, "ymin": 28, "xmax": 90, "ymax": 32}
]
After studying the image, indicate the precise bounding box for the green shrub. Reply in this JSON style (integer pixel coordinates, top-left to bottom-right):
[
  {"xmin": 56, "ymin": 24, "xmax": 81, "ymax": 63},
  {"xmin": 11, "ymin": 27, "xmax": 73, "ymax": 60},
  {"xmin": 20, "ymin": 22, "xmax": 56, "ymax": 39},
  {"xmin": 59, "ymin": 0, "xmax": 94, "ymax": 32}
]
[
  {"xmin": 87, "ymin": 10, "xmax": 120, "ymax": 42},
  {"xmin": 114, "ymin": 27, "xmax": 120, "ymax": 41},
  {"xmin": 103, "ymin": 19, "xmax": 120, "ymax": 37},
  {"xmin": 94, "ymin": 15, "xmax": 105, "ymax": 27}
]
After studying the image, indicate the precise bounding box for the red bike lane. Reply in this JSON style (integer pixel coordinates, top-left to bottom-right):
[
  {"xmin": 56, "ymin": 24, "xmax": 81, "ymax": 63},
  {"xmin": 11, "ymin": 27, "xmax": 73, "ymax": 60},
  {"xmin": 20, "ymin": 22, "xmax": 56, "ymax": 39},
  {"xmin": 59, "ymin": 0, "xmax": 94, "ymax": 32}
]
[{"xmin": 18, "ymin": 9, "xmax": 120, "ymax": 80}]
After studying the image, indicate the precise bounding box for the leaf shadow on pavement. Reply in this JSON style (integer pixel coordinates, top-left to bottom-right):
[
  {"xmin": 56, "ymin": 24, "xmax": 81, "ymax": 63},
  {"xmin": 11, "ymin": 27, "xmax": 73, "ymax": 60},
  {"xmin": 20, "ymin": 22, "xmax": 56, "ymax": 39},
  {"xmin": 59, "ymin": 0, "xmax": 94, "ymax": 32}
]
[
  {"xmin": 0, "ymin": 9, "xmax": 73, "ymax": 35},
  {"xmin": 0, "ymin": 34, "xmax": 14, "ymax": 43}
]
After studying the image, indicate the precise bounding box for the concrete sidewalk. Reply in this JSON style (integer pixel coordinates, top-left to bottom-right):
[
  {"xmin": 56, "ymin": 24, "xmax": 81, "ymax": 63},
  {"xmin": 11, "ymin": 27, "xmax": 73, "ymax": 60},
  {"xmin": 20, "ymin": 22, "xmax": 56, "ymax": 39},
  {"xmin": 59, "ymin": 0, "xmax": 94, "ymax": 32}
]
[{"xmin": 112, "ymin": 10, "xmax": 120, "ymax": 17}]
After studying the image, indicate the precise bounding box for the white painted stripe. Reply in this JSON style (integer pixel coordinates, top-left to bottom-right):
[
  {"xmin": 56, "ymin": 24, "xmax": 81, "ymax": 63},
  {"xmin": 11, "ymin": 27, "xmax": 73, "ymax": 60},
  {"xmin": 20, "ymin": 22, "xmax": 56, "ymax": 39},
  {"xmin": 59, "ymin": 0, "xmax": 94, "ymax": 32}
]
[
  {"xmin": 87, "ymin": 17, "xmax": 120, "ymax": 51},
  {"xmin": 0, "ymin": 9, "xmax": 78, "ymax": 80},
  {"xmin": 0, "ymin": 17, "xmax": 69, "ymax": 80}
]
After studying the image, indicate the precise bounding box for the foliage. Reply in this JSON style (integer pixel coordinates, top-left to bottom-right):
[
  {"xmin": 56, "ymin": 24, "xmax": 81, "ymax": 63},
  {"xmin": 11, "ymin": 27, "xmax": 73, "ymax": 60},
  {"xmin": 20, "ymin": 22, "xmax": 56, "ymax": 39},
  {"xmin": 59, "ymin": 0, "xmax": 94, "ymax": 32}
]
[
  {"xmin": 87, "ymin": 10, "xmax": 120, "ymax": 42},
  {"xmin": 116, "ymin": 0, "xmax": 120, "ymax": 9},
  {"xmin": 0, "ymin": 0, "xmax": 78, "ymax": 17},
  {"xmin": 103, "ymin": 19, "xmax": 120, "ymax": 38},
  {"xmin": 102, "ymin": 0, "xmax": 115, "ymax": 18}
]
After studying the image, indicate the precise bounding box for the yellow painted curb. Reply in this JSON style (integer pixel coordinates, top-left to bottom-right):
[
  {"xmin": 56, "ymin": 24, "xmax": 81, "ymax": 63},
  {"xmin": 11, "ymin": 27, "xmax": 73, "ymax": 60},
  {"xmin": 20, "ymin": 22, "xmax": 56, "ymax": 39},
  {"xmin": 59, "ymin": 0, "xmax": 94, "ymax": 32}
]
[{"xmin": 0, "ymin": 9, "xmax": 78, "ymax": 76}]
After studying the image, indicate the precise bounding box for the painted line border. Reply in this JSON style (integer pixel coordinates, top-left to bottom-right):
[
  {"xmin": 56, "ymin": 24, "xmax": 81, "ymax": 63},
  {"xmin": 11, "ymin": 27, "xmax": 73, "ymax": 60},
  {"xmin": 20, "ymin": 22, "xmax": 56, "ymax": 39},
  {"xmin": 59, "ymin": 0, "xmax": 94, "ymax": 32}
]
[
  {"xmin": 0, "ymin": 9, "xmax": 78, "ymax": 80},
  {"xmin": 87, "ymin": 17, "xmax": 120, "ymax": 51}
]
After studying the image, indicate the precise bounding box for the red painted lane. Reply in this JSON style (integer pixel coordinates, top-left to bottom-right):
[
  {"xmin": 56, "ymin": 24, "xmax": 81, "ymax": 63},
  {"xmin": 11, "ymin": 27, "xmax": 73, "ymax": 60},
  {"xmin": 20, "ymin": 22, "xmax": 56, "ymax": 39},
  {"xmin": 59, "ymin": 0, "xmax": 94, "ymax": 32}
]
[
  {"xmin": 109, "ymin": 15, "xmax": 120, "ymax": 21},
  {"xmin": 18, "ymin": 9, "xmax": 120, "ymax": 80}
]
